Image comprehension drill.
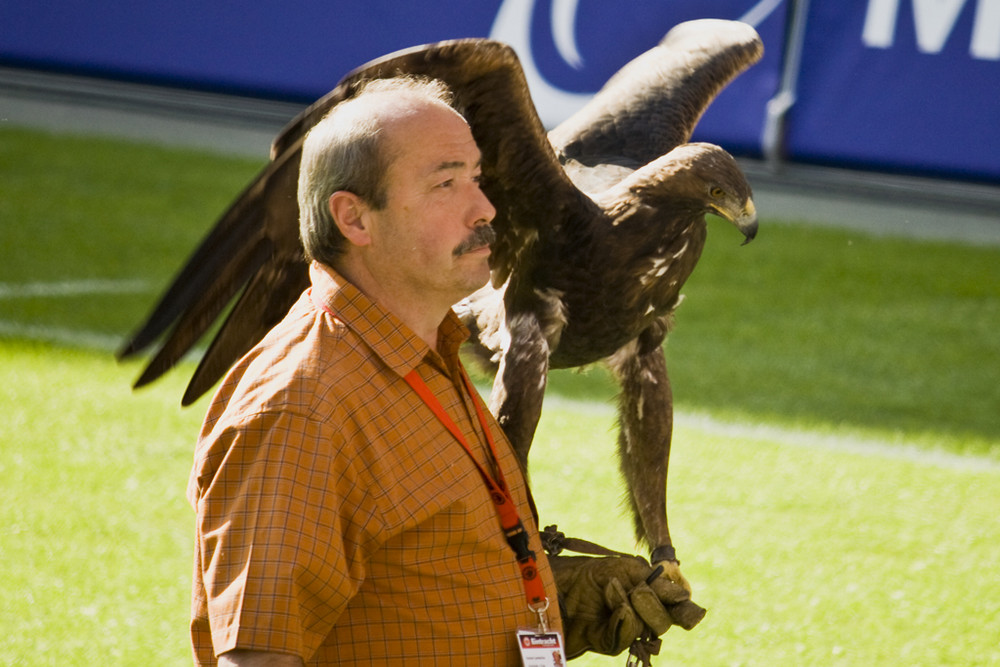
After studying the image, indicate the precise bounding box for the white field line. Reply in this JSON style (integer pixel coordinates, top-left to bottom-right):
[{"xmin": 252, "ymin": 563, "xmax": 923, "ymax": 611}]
[
  {"xmin": 0, "ymin": 320, "xmax": 126, "ymax": 351},
  {"xmin": 4, "ymin": 280, "xmax": 998, "ymax": 474},
  {"xmin": 0, "ymin": 278, "xmax": 153, "ymax": 351},
  {"xmin": 674, "ymin": 411, "xmax": 1000, "ymax": 473},
  {"xmin": 0, "ymin": 278, "xmax": 150, "ymax": 299},
  {"xmin": 541, "ymin": 396, "xmax": 1000, "ymax": 474}
]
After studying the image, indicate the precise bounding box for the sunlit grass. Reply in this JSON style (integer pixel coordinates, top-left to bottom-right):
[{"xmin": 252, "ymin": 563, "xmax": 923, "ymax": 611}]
[
  {"xmin": 1, "ymin": 341, "xmax": 203, "ymax": 665},
  {"xmin": 527, "ymin": 400, "xmax": 1000, "ymax": 667},
  {"xmin": 2, "ymin": 342, "xmax": 998, "ymax": 665}
]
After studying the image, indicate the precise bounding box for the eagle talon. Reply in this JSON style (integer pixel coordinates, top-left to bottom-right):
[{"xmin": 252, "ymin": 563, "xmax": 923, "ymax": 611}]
[{"xmin": 652, "ymin": 559, "xmax": 692, "ymax": 595}]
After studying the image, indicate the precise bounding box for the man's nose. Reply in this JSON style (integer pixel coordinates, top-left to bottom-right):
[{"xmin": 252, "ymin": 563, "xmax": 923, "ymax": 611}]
[{"xmin": 471, "ymin": 186, "xmax": 496, "ymax": 226}]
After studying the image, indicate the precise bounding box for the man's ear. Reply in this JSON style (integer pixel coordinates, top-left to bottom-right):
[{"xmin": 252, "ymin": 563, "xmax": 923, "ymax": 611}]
[{"xmin": 328, "ymin": 191, "xmax": 372, "ymax": 247}]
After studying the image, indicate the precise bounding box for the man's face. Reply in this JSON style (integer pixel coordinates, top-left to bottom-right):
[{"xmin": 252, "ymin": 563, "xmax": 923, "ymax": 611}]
[{"xmin": 361, "ymin": 102, "xmax": 497, "ymax": 309}]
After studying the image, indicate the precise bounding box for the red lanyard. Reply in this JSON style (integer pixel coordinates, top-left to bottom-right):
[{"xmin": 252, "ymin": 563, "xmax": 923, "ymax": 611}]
[
  {"xmin": 403, "ymin": 367, "xmax": 548, "ymax": 610},
  {"xmin": 311, "ymin": 295, "xmax": 547, "ymax": 613}
]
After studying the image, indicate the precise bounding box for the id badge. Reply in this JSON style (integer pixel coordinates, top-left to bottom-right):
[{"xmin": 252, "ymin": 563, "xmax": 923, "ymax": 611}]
[{"xmin": 516, "ymin": 629, "xmax": 567, "ymax": 667}]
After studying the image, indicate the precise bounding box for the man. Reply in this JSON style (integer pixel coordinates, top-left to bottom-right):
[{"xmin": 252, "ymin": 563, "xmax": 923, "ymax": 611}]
[{"xmin": 188, "ymin": 76, "xmax": 691, "ymax": 666}]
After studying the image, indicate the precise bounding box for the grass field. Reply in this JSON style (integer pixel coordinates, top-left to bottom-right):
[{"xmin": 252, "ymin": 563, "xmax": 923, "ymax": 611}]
[{"xmin": 2, "ymin": 126, "xmax": 999, "ymax": 665}]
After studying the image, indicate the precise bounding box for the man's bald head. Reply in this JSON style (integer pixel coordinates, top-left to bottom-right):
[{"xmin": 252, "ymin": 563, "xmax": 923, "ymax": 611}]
[{"xmin": 298, "ymin": 77, "xmax": 461, "ymax": 267}]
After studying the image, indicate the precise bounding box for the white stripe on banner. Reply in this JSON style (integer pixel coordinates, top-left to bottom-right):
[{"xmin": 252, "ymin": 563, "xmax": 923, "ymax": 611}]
[{"xmin": 739, "ymin": 0, "xmax": 785, "ymax": 28}]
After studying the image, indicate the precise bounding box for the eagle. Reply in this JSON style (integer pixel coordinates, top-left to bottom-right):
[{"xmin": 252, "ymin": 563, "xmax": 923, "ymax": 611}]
[{"xmin": 119, "ymin": 19, "xmax": 763, "ymax": 592}]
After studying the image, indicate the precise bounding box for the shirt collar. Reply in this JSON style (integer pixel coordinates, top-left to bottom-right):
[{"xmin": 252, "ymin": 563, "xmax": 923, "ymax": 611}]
[{"xmin": 308, "ymin": 261, "xmax": 469, "ymax": 378}]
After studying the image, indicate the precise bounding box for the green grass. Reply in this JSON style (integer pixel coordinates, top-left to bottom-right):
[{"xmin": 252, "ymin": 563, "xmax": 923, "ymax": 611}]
[
  {"xmin": 1, "ymin": 341, "xmax": 202, "ymax": 665},
  {"xmin": 4, "ymin": 342, "xmax": 998, "ymax": 666},
  {"xmin": 0, "ymin": 127, "xmax": 263, "ymax": 339},
  {"xmin": 2, "ymin": 126, "xmax": 999, "ymax": 665},
  {"xmin": 529, "ymin": 405, "xmax": 1000, "ymax": 667},
  {"xmin": 670, "ymin": 219, "xmax": 1000, "ymax": 445}
]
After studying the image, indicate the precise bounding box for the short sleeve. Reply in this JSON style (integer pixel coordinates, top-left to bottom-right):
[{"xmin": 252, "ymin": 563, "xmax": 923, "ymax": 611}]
[{"xmin": 193, "ymin": 409, "xmax": 385, "ymax": 659}]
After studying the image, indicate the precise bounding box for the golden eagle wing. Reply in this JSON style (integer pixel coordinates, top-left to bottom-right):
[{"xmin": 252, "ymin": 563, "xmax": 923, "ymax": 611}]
[
  {"xmin": 549, "ymin": 19, "xmax": 764, "ymax": 180},
  {"xmin": 119, "ymin": 39, "xmax": 582, "ymax": 403}
]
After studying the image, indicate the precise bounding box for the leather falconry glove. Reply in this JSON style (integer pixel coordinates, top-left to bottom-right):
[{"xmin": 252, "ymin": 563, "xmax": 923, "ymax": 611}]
[{"xmin": 549, "ymin": 553, "xmax": 706, "ymax": 659}]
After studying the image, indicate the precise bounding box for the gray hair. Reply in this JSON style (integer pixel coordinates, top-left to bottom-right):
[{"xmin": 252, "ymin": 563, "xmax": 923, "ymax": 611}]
[{"xmin": 297, "ymin": 76, "xmax": 455, "ymax": 266}]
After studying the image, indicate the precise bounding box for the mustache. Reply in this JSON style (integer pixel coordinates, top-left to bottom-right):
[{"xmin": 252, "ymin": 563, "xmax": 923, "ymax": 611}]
[{"xmin": 453, "ymin": 224, "xmax": 497, "ymax": 256}]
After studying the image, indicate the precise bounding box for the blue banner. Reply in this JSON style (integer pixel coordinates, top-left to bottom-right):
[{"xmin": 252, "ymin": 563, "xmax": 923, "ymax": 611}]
[
  {"xmin": 787, "ymin": 0, "xmax": 1000, "ymax": 181},
  {"xmin": 3, "ymin": 0, "xmax": 997, "ymax": 182},
  {"xmin": 0, "ymin": 1, "xmax": 785, "ymax": 152}
]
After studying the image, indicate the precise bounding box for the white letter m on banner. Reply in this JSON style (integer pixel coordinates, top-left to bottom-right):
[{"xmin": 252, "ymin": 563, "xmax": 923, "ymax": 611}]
[{"xmin": 863, "ymin": 0, "xmax": 1000, "ymax": 58}]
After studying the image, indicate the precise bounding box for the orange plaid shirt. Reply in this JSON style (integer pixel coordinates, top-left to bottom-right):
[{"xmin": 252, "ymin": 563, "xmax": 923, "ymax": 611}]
[{"xmin": 188, "ymin": 262, "xmax": 560, "ymax": 665}]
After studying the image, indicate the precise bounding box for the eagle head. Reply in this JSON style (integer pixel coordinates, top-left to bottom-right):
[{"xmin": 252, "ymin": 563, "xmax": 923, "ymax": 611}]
[{"xmin": 624, "ymin": 142, "xmax": 758, "ymax": 245}]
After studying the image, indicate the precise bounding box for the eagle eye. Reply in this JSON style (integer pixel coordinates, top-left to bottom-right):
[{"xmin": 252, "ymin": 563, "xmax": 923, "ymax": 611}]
[{"xmin": 710, "ymin": 187, "xmax": 725, "ymax": 199}]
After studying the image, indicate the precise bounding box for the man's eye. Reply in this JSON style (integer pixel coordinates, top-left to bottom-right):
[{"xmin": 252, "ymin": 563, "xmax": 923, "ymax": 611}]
[{"xmin": 437, "ymin": 179, "xmax": 454, "ymax": 189}]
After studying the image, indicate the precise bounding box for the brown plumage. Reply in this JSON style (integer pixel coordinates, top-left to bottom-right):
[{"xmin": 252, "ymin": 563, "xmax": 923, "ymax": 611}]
[{"xmin": 120, "ymin": 19, "xmax": 763, "ymax": 585}]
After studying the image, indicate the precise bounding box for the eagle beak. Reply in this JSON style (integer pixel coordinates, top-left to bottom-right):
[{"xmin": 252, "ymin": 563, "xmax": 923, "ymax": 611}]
[
  {"xmin": 711, "ymin": 198, "xmax": 758, "ymax": 245},
  {"xmin": 736, "ymin": 199, "xmax": 758, "ymax": 246}
]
